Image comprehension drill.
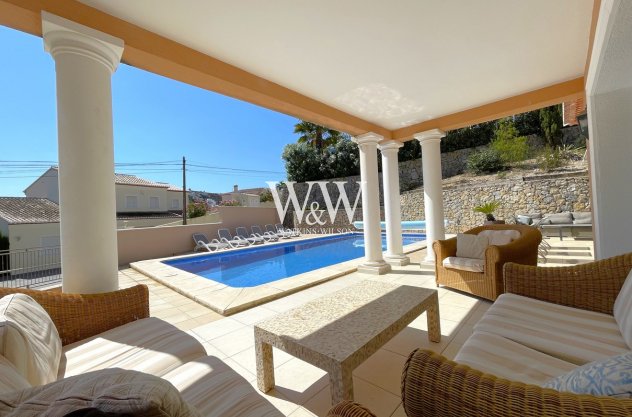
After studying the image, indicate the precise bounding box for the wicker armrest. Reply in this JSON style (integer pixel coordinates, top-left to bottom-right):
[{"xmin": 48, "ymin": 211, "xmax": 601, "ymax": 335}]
[
  {"xmin": 0, "ymin": 285, "xmax": 150, "ymax": 345},
  {"xmin": 327, "ymin": 401, "xmax": 377, "ymax": 417},
  {"xmin": 432, "ymin": 237, "xmax": 457, "ymax": 263},
  {"xmin": 401, "ymin": 349, "xmax": 632, "ymax": 417},
  {"xmin": 504, "ymin": 252, "xmax": 632, "ymax": 314}
]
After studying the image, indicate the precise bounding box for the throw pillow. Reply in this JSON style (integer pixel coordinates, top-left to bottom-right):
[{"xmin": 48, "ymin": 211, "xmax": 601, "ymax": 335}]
[
  {"xmin": 478, "ymin": 230, "xmax": 520, "ymax": 246},
  {"xmin": 614, "ymin": 268, "xmax": 632, "ymax": 348},
  {"xmin": 572, "ymin": 212, "xmax": 592, "ymax": 224},
  {"xmin": 0, "ymin": 293, "xmax": 62, "ymax": 386},
  {"xmin": 515, "ymin": 215, "xmax": 532, "ymax": 225},
  {"xmin": 456, "ymin": 233, "xmax": 489, "ymax": 259},
  {"xmin": 543, "ymin": 351, "xmax": 632, "ymax": 398},
  {"xmin": 545, "ymin": 212, "xmax": 573, "ymax": 225}
]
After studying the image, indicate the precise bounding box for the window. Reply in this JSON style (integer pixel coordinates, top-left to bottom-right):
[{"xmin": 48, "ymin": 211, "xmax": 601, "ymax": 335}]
[
  {"xmin": 149, "ymin": 196, "xmax": 160, "ymax": 209},
  {"xmin": 171, "ymin": 198, "xmax": 179, "ymax": 209},
  {"xmin": 125, "ymin": 195, "xmax": 138, "ymax": 209}
]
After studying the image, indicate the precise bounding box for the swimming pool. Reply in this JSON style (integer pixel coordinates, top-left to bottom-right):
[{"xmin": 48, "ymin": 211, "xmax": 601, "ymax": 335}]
[{"xmin": 163, "ymin": 233, "xmax": 425, "ymax": 288}]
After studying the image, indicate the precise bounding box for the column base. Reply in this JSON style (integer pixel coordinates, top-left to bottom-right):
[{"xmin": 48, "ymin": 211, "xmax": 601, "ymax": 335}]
[
  {"xmin": 384, "ymin": 254, "xmax": 410, "ymax": 266},
  {"xmin": 357, "ymin": 262, "xmax": 391, "ymax": 275},
  {"xmin": 423, "ymin": 254, "xmax": 436, "ymax": 264}
]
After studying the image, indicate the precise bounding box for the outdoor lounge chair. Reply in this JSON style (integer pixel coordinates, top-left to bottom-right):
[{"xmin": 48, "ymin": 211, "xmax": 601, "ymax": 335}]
[
  {"xmin": 236, "ymin": 226, "xmax": 265, "ymax": 245},
  {"xmin": 267, "ymin": 224, "xmax": 292, "ymax": 239},
  {"xmin": 192, "ymin": 232, "xmax": 229, "ymax": 252},
  {"xmin": 218, "ymin": 228, "xmax": 250, "ymax": 248},
  {"xmin": 252, "ymin": 225, "xmax": 279, "ymax": 242},
  {"xmin": 433, "ymin": 224, "xmax": 541, "ymax": 301},
  {"xmin": 276, "ymin": 223, "xmax": 300, "ymax": 237}
]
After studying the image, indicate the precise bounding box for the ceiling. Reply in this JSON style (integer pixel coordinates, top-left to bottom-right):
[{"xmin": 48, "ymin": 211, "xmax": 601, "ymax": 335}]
[{"xmin": 74, "ymin": 0, "xmax": 593, "ymax": 132}]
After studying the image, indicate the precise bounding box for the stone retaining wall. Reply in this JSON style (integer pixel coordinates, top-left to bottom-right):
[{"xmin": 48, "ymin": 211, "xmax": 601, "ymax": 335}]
[{"xmin": 401, "ymin": 174, "xmax": 590, "ymax": 233}]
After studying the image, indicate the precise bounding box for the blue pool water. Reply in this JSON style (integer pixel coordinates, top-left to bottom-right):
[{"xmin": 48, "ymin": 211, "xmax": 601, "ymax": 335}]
[{"xmin": 163, "ymin": 233, "xmax": 425, "ymax": 288}]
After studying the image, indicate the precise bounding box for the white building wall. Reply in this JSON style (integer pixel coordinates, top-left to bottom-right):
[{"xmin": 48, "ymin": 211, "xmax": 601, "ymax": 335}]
[
  {"xmin": 115, "ymin": 185, "xmax": 168, "ymax": 212},
  {"xmin": 7, "ymin": 223, "xmax": 61, "ymax": 251},
  {"xmin": 167, "ymin": 190, "xmax": 182, "ymax": 210},
  {"xmin": 23, "ymin": 168, "xmax": 60, "ymax": 203}
]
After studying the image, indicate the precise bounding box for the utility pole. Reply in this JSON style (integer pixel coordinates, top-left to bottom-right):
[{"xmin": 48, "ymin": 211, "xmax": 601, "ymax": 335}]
[{"xmin": 182, "ymin": 156, "xmax": 187, "ymax": 225}]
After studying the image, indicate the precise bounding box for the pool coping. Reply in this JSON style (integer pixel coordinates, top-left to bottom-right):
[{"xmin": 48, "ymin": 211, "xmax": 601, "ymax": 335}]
[{"xmin": 131, "ymin": 233, "xmax": 427, "ymax": 316}]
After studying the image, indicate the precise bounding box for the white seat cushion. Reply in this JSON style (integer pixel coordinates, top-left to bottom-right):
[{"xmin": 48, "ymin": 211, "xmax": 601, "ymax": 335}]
[
  {"xmin": 455, "ymin": 331, "xmax": 576, "ymax": 386},
  {"xmin": 442, "ymin": 256, "xmax": 485, "ymax": 273},
  {"xmin": 163, "ymin": 355, "xmax": 280, "ymax": 417},
  {"xmin": 0, "ymin": 368, "xmax": 199, "ymax": 417},
  {"xmin": 60, "ymin": 317, "xmax": 206, "ymax": 379},
  {"xmin": 456, "ymin": 233, "xmax": 489, "ymax": 259},
  {"xmin": 613, "ymin": 268, "xmax": 632, "ymax": 348},
  {"xmin": 475, "ymin": 293, "xmax": 629, "ymax": 365},
  {"xmin": 0, "ymin": 294, "xmax": 62, "ymax": 386}
]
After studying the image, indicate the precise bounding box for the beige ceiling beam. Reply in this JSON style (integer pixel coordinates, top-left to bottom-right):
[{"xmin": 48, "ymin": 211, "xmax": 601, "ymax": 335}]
[
  {"xmin": 392, "ymin": 78, "xmax": 585, "ymax": 142},
  {"xmin": 0, "ymin": 0, "xmax": 391, "ymax": 138}
]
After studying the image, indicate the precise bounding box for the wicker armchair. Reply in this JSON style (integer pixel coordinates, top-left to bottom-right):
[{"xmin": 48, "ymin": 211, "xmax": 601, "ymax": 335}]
[
  {"xmin": 433, "ymin": 224, "xmax": 541, "ymax": 300},
  {"xmin": 0, "ymin": 285, "xmax": 149, "ymax": 345},
  {"xmin": 327, "ymin": 253, "xmax": 632, "ymax": 417}
]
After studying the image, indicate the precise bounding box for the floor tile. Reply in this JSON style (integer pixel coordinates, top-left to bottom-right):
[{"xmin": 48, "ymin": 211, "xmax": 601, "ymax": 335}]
[{"xmin": 353, "ymin": 349, "xmax": 408, "ymax": 395}]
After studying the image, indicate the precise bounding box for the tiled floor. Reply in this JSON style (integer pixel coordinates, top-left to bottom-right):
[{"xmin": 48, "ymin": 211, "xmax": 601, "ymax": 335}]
[{"xmin": 118, "ymin": 236, "xmax": 594, "ymax": 417}]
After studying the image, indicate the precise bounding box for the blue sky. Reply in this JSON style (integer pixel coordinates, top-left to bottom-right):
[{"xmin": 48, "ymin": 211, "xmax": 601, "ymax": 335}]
[{"xmin": 0, "ymin": 26, "xmax": 298, "ymax": 197}]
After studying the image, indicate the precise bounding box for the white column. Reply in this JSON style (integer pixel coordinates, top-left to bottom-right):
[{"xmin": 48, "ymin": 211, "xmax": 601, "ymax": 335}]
[
  {"xmin": 43, "ymin": 13, "xmax": 124, "ymax": 293},
  {"xmin": 353, "ymin": 133, "xmax": 390, "ymax": 275},
  {"xmin": 414, "ymin": 129, "xmax": 446, "ymax": 263},
  {"xmin": 379, "ymin": 140, "xmax": 409, "ymax": 266}
]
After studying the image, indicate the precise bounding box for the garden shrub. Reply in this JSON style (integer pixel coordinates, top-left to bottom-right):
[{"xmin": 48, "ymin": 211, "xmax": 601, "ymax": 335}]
[
  {"xmin": 540, "ymin": 105, "xmax": 563, "ymax": 147},
  {"xmin": 467, "ymin": 148, "xmax": 505, "ymax": 174},
  {"xmin": 187, "ymin": 201, "xmax": 208, "ymax": 218},
  {"xmin": 537, "ymin": 145, "xmax": 564, "ymax": 171}
]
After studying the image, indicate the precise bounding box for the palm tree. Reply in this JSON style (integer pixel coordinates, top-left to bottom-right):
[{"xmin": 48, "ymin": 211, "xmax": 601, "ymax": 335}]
[{"xmin": 293, "ymin": 121, "xmax": 348, "ymax": 153}]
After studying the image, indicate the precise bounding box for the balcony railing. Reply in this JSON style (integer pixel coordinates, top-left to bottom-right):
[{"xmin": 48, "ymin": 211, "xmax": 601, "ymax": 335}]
[{"xmin": 0, "ymin": 246, "xmax": 61, "ymax": 289}]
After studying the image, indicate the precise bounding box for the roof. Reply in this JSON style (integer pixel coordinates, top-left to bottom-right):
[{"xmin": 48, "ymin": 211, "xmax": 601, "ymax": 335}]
[
  {"xmin": 0, "ymin": 198, "xmax": 60, "ymax": 225},
  {"xmin": 44, "ymin": 167, "xmax": 181, "ymax": 190}
]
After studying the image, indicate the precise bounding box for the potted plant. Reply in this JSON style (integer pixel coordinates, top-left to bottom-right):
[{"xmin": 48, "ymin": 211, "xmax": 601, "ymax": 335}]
[{"xmin": 473, "ymin": 201, "xmax": 504, "ymax": 225}]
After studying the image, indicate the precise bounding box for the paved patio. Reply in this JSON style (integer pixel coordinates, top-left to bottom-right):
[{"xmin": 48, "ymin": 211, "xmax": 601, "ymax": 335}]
[{"xmin": 118, "ymin": 236, "xmax": 594, "ymax": 417}]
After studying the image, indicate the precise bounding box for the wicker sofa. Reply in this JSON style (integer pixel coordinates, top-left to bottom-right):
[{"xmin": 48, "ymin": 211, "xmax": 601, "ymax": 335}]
[
  {"xmin": 327, "ymin": 253, "xmax": 632, "ymax": 417},
  {"xmin": 0, "ymin": 285, "xmax": 281, "ymax": 416},
  {"xmin": 433, "ymin": 224, "xmax": 541, "ymax": 301}
]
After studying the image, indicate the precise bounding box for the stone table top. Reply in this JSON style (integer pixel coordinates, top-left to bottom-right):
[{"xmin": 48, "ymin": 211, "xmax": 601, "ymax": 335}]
[{"xmin": 255, "ymin": 280, "xmax": 438, "ymax": 367}]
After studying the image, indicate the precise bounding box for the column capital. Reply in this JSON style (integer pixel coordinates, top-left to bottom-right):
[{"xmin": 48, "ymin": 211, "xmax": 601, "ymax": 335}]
[
  {"xmin": 42, "ymin": 12, "xmax": 124, "ymax": 74},
  {"xmin": 353, "ymin": 132, "xmax": 384, "ymax": 146},
  {"xmin": 413, "ymin": 128, "xmax": 446, "ymax": 145},
  {"xmin": 378, "ymin": 140, "xmax": 403, "ymax": 153}
]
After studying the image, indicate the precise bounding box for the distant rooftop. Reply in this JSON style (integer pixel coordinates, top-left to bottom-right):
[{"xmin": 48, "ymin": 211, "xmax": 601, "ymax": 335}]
[
  {"xmin": 0, "ymin": 197, "xmax": 60, "ymax": 225},
  {"xmin": 46, "ymin": 167, "xmax": 182, "ymax": 191}
]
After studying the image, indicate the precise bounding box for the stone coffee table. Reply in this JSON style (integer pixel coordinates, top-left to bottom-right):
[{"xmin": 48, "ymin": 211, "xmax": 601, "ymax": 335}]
[{"xmin": 254, "ymin": 280, "xmax": 441, "ymax": 405}]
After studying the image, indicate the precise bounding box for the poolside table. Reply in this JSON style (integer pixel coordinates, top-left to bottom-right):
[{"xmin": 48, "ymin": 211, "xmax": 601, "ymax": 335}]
[{"xmin": 254, "ymin": 280, "xmax": 441, "ymax": 405}]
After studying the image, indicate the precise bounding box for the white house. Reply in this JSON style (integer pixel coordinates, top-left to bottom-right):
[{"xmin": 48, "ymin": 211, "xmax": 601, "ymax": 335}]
[
  {"xmin": 25, "ymin": 167, "xmax": 185, "ymax": 228},
  {"xmin": 221, "ymin": 185, "xmax": 261, "ymax": 207}
]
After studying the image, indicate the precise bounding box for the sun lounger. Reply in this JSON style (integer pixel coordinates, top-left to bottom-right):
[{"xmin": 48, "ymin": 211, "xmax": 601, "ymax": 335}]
[
  {"xmin": 192, "ymin": 233, "xmax": 229, "ymax": 252},
  {"xmin": 218, "ymin": 228, "xmax": 250, "ymax": 247},
  {"xmin": 252, "ymin": 225, "xmax": 279, "ymax": 242},
  {"xmin": 267, "ymin": 224, "xmax": 292, "ymax": 239},
  {"xmin": 276, "ymin": 223, "xmax": 301, "ymax": 237},
  {"xmin": 236, "ymin": 226, "xmax": 265, "ymax": 245}
]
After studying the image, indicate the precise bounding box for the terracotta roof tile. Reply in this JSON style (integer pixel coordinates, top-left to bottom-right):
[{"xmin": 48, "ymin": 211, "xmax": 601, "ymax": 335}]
[{"xmin": 0, "ymin": 198, "xmax": 60, "ymax": 224}]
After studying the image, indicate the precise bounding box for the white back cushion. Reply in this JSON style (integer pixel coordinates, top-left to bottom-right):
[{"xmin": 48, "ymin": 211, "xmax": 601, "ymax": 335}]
[
  {"xmin": 479, "ymin": 229, "xmax": 521, "ymax": 246},
  {"xmin": 614, "ymin": 269, "xmax": 632, "ymax": 348},
  {"xmin": 0, "ymin": 355, "xmax": 30, "ymax": 394},
  {"xmin": 456, "ymin": 233, "xmax": 489, "ymax": 259},
  {"xmin": 0, "ymin": 294, "xmax": 62, "ymax": 386}
]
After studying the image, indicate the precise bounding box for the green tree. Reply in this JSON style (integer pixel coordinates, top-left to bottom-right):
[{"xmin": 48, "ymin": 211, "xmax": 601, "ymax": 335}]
[
  {"xmin": 490, "ymin": 118, "xmax": 529, "ymax": 163},
  {"xmin": 187, "ymin": 201, "xmax": 207, "ymax": 218},
  {"xmin": 539, "ymin": 104, "xmax": 563, "ymax": 146},
  {"xmin": 293, "ymin": 121, "xmax": 348, "ymax": 153},
  {"xmin": 282, "ymin": 142, "xmax": 323, "ymax": 182},
  {"xmin": 326, "ymin": 138, "xmax": 360, "ymax": 177}
]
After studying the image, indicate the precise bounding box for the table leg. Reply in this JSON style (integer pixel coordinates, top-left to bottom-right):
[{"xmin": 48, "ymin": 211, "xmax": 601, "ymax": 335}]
[
  {"xmin": 427, "ymin": 301, "xmax": 441, "ymax": 343},
  {"xmin": 255, "ymin": 339, "xmax": 274, "ymax": 392},
  {"xmin": 329, "ymin": 364, "xmax": 353, "ymax": 405}
]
